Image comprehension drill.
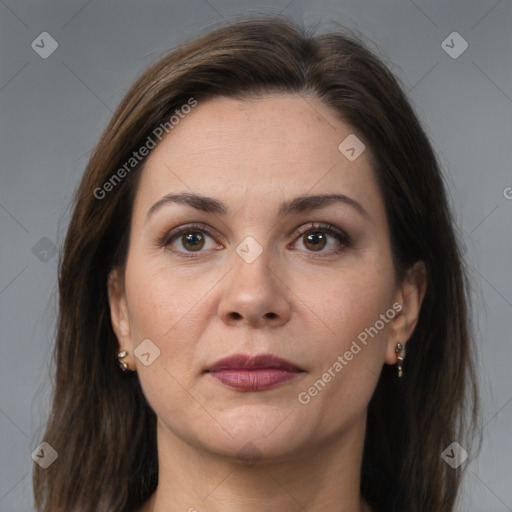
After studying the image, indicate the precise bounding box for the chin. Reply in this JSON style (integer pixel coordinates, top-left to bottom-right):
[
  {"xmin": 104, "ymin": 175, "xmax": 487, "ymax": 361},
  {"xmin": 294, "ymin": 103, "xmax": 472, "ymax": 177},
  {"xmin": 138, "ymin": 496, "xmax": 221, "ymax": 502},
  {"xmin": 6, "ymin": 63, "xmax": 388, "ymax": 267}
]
[{"xmin": 194, "ymin": 405, "xmax": 311, "ymax": 461}]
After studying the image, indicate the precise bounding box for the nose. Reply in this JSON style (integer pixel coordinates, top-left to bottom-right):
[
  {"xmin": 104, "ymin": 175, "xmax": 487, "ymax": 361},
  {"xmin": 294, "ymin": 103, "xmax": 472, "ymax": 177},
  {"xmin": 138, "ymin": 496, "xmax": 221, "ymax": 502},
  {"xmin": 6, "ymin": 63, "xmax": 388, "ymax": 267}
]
[{"xmin": 218, "ymin": 246, "xmax": 291, "ymax": 329}]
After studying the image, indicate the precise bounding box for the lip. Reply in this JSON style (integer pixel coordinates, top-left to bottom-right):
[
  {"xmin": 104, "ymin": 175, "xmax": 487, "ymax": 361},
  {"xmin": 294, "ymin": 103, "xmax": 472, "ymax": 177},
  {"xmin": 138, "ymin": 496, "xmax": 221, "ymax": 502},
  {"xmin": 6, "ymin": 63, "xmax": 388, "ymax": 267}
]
[{"xmin": 206, "ymin": 353, "xmax": 305, "ymax": 391}]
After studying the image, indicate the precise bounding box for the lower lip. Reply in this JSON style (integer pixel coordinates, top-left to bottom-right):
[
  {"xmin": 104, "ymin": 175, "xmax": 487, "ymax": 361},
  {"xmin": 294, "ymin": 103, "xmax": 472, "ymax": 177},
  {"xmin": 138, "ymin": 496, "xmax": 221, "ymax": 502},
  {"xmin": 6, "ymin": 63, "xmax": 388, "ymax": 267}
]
[{"xmin": 208, "ymin": 369, "xmax": 302, "ymax": 391}]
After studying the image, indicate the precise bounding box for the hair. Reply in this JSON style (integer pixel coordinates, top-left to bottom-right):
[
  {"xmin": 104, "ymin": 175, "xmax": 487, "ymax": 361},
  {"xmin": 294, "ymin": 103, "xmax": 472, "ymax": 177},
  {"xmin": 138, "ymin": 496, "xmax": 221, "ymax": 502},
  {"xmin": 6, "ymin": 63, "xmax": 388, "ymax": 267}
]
[{"xmin": 33, "ymin": 15, "xmax": 480, "ymax": 512}]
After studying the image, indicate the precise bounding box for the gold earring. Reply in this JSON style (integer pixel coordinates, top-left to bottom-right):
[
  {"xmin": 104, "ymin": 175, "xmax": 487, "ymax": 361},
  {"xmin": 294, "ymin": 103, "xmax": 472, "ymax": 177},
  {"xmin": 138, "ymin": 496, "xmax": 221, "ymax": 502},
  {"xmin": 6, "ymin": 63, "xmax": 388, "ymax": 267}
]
[
  {"xmin": 117, "ymin": 350, "xmax": 129, "ymax": 372},
  {"xmin": 395, "ymin": 342, "xmax": 405, "ymax": 378}
]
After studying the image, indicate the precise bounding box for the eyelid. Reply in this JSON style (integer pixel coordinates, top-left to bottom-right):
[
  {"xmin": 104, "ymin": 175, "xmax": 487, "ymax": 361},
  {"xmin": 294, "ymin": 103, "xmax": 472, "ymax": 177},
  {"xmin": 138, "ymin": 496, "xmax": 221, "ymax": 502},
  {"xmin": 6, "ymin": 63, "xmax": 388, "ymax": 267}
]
[
  {"xmin": 157, "ymin": 222, "xmax": 220, "ymax": 255},
  {"xmin": 293, "ymin": 222, "xmax": 352, "ymax": 243}
]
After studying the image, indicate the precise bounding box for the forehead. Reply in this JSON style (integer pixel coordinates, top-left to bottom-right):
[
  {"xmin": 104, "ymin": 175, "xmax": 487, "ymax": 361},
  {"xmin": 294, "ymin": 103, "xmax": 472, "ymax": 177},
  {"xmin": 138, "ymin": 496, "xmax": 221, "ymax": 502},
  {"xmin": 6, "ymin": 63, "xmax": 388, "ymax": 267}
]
[{"xmin": 133, "ymin": 94, "xmax": 382, "ymax": 219}]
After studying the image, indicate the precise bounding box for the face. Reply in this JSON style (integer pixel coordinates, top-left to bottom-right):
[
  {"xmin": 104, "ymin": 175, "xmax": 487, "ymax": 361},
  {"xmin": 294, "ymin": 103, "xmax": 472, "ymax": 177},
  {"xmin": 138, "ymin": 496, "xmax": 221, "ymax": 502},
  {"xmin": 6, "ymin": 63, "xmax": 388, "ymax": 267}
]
[{"xmin": 108, "ymin": 94, "xmax": 423, "ymax": 461}]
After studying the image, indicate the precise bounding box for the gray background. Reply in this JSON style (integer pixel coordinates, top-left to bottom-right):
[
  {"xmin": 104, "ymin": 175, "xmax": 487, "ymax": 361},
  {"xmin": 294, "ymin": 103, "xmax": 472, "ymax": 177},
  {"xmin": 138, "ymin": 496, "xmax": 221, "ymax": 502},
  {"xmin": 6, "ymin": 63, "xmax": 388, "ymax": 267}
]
[{"xmin": 0, "ymin": 0, "xmax": 511, "ymax": 510}]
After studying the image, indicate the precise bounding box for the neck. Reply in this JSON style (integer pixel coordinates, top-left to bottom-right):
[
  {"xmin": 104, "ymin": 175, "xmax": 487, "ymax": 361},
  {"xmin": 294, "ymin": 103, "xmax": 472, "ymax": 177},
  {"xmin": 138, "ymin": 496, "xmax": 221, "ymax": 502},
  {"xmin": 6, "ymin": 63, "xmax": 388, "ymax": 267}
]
[{"xmin": 140, "ymin": 415, "xmax": 372, "ymax": 512}]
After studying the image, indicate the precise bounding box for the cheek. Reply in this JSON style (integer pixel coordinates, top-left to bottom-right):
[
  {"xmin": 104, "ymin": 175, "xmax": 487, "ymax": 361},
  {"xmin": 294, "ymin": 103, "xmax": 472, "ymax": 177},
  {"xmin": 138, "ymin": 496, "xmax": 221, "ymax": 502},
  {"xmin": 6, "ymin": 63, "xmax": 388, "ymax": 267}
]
[
  {"xmin": 124, "ymin": 256, "xmax": 205, "ymax": 339},
  {"xmin": 123, "ymin": 254, "xmax": 227, "ymax": 407},
  {"xmin": 308, "ymin": 255, "xmax": 394, "ymax": 347},
  {"xmin": 122, "ymin": 260, "xmax": 207, "ymax": 433},
  {"xmin": 121, "ymin": 259, "xmax": 198, "ymax": 396},
  {"xmin": 294, "ymin": 254, "xmax": 394, "ymax": 413}
]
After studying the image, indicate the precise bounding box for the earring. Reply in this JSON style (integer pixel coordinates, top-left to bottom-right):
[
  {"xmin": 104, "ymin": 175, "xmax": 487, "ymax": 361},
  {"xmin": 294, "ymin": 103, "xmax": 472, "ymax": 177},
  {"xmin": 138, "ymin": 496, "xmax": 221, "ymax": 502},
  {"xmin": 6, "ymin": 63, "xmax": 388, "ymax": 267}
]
[
  {"xmin": 395, "ymin": 342, "xmax": 405, "ymax": 378},
  {"xmin": 117, "ymin": 349, "xmax": 129, "ymax": 372}
]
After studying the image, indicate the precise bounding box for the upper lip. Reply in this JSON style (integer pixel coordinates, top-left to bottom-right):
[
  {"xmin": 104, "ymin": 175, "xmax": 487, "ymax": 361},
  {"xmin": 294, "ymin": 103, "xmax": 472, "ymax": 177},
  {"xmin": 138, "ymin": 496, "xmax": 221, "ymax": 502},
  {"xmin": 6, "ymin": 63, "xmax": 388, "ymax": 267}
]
[{"xmin": 206, "ymin": 353, "xmax": 303, "ymax": 372}]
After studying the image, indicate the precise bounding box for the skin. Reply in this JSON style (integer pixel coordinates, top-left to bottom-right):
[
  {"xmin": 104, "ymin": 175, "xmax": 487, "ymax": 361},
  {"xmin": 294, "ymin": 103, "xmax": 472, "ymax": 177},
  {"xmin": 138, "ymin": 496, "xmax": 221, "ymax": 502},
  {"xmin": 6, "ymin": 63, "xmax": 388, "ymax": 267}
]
[{"xmin": 108, "ymin": 94, "xmax": 427, "ymax": 512}]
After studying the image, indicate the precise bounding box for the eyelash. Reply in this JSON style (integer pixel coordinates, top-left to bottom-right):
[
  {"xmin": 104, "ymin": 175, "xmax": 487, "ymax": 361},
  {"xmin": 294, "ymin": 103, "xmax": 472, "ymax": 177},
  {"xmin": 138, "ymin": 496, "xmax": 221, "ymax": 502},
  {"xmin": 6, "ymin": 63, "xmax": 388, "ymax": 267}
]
[{"xmin": 155, "ymin": 222, "xmax": 353, "ymax": 259}]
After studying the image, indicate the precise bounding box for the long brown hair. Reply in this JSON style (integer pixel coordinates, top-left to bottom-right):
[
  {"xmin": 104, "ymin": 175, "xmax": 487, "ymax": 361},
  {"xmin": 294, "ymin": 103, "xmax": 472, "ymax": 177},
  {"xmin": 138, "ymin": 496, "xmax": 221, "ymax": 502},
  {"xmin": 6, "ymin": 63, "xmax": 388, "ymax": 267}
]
[{"xmin": 33, "ymin": 15, "xmax": 480, "ymax": 511}]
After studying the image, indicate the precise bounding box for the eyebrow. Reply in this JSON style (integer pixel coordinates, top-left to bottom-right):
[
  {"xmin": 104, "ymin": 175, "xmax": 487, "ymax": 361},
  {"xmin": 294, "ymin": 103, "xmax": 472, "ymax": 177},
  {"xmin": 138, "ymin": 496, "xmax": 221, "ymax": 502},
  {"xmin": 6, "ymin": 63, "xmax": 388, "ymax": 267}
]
[{"xmin": 146, "ymin": 192, "xmax": 370, "ymax": 222}]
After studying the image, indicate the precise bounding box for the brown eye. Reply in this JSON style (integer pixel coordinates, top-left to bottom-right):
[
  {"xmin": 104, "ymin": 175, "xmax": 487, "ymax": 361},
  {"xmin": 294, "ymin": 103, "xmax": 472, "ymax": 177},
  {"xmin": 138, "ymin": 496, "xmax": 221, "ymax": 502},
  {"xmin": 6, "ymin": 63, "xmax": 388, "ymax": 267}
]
[
  {"xmin": 303, "ymin": 231, "xmax": 327, "ymax": 252},
  {"xmin": 160, "ymin": 223, "xmax": 221, "ymax": 257},
  {"xmin": 180, "ymin": 231, "xmax": 205, "ymax": 252},
  {"xmin": 158, "ymin": 222, "xmax": 351, "ymax": 259},
  {"xmin": 292, "ymin": 223, "xmax": 352, "ymax": 257}
]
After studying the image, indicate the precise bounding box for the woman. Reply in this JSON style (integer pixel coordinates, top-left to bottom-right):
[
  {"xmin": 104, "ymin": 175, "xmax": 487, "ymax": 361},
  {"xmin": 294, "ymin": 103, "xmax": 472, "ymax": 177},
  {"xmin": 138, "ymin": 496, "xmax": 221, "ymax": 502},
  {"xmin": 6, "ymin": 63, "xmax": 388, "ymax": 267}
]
[{"xmin": 33, "ymin": 16, "xmax": 480, "ymax": 512}]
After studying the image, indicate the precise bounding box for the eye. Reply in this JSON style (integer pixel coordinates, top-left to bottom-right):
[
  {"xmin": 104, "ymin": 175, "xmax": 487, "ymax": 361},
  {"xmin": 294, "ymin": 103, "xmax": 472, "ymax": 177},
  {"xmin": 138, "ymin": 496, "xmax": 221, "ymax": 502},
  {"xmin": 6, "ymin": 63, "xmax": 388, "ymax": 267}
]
[
  {"xmin": 291, "ymin": 222, "xmax": 352, "ymax": 256},
  {"xmin": 156, "ymin": 221, "xmax": 352, "ymax": 258},
  {"xmin": 159, "ymin": 223, "xmax": 221, "ymax": 257}
]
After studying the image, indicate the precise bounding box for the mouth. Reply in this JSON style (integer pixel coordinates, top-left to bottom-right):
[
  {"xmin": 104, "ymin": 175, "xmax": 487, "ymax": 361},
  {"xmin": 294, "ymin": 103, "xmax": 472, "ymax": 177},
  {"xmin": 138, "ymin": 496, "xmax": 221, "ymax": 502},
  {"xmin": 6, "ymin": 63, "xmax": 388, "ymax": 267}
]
[{"xmin": 205, "ymin": 353, "xmax": 305, "ymax": 392}]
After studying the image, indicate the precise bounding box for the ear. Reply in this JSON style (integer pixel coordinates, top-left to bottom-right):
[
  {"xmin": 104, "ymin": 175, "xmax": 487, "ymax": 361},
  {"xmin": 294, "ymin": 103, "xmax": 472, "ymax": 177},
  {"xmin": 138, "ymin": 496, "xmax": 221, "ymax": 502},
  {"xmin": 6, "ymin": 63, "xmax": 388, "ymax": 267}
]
[
  {"xmin": 385, "ymin": 260, "xmax": 427, "ymax": 365},
  {"xmin": 107, "ymin": 268, "xmax": 134, "ymax": 369}
]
